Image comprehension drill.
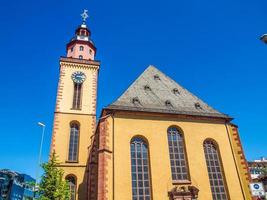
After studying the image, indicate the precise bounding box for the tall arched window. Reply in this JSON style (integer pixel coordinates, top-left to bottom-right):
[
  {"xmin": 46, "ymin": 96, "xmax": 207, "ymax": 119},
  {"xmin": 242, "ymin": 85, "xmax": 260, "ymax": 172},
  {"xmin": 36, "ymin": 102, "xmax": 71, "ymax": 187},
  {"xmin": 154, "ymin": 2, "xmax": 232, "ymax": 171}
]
[
  {"xmin": 68, "ymin": 122, "xmax": 79, "ymax": 161},
  {"xmin": 130, "ymin": 137, "xmax": 151, "ymax": 200},
  {"xmin": 167, "ymin": 126, "xmax": 189, "ymax": 181},
  {"xmin": 204, "ymin": 140, "xmax": 228, "ymax": 200},
  {"xmin": 72, "ymin": 83, "xmax": 82, "ymax": 109},
  {"xmin": 66, "ymin": 175, "xmax": 76, "ymax": 200}
]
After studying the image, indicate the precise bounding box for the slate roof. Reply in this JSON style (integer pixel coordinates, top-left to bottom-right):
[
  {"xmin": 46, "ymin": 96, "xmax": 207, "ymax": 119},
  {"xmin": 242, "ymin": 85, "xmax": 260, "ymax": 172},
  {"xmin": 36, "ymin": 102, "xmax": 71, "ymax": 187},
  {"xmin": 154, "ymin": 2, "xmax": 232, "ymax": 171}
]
[{"xmin": 107, "ymin": 65, "xmax": 230, "ymax": 119}]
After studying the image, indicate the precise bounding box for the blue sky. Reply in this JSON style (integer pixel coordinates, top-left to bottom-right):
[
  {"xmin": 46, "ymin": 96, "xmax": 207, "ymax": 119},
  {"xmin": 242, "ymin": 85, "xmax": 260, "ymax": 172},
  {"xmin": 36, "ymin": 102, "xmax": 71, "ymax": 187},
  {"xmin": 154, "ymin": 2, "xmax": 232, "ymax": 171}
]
[{"xmin": 0, "ymin": 0, "xmax": 266, "ymax": 178}]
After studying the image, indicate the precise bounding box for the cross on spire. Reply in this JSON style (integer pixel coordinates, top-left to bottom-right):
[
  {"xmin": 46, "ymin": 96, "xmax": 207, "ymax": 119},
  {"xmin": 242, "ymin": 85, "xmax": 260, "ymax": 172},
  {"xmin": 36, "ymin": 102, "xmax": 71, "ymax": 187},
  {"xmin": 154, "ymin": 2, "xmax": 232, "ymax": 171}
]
[{"xmin": 81, "ymin": 9, "xmax": 89, "ymax": 24}]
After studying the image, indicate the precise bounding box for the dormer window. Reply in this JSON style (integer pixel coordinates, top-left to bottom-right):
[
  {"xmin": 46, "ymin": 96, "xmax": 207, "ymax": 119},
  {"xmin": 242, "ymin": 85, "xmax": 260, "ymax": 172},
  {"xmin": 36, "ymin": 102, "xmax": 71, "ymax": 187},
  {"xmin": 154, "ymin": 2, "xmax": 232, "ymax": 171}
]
[
  {"xmin": 172, "ymin": 88, "xmax": 180, "ymax": 95},
  {"xmin": 165, "ymin": 100, "xmax": 173, "ymax": 107},
  {"xmin": 80, "ymin": 46, "xmax": 84, "ymax": 51},
  {"xmin": 132, "ymin": 97, "xmax": 141, "ymax": 105},
  {"xmin": 144, "ymin": 85, "xmax": 151, "ymax": 91},
  {"xmin": 195, "ymin": 102, "xmax": 202, "ymax": 109},
  {"xmin": 79, "ymin": 55, "xmax": 83, "ymax": 60},
  {"xmin": 154, "ymin": 74, "xmax": 160, "ymax": 80}
]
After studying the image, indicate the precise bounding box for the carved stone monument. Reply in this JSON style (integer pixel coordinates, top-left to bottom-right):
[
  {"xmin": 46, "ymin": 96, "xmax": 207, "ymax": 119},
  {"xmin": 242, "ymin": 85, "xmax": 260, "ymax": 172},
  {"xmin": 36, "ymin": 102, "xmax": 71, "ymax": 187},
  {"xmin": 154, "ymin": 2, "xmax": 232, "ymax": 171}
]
[{"xmin": 168, "ymin": 186, "xmax": 199, "ymax": 200}]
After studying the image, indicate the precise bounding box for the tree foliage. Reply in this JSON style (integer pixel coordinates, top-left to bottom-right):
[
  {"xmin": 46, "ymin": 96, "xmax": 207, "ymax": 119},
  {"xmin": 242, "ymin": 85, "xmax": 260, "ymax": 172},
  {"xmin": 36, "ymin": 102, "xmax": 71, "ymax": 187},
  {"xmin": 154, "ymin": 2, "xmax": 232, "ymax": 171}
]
[
  {"xmin": 38, "ymin": 151, "xmax": 70, "ymax": 200},
  {"xmin": 260, "ymin": 166, "xmax": 267, "ymax": 177}
]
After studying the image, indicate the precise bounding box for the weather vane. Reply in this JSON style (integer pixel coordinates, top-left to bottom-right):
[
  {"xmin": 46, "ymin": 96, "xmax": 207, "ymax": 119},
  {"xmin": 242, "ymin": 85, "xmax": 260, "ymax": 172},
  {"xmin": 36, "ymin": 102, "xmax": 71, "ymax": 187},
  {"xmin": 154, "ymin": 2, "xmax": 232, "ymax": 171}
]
[{"xmin": 81, "ymin": 9, "xmax": 89, "ymax": 23}]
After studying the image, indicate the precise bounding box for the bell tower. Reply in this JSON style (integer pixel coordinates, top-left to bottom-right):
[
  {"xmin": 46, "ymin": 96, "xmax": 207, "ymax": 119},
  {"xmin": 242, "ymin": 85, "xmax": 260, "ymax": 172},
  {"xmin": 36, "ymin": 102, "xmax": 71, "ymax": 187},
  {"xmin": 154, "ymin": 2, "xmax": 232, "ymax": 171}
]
[{"xmin": 50, "ymin": 10, "xmax": 100, "ymax": 200}]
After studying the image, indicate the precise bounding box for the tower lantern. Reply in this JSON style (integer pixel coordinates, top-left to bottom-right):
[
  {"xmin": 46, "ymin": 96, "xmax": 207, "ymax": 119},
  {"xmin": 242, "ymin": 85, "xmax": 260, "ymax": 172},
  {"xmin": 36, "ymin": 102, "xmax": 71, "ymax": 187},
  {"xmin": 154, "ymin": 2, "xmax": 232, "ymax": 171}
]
[{"xmin": 66, "ymin": 10, "xmax": 96, "ymax": 60}]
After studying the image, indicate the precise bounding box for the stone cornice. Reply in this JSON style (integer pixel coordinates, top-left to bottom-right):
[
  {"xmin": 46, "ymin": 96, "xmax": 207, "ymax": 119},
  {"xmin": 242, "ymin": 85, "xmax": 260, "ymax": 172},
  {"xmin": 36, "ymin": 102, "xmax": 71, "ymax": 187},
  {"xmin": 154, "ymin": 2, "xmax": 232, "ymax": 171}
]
[
  {"xmin": 103, "ymin": 108, "xmax": 230, "ymax": 124},
  {"xmin": 60, "ymin": 57, "xmax": 100, "ymax": 70},
  {"xmin": 54, "ymin": 111, "xmax": 96, "ymax": 116}
]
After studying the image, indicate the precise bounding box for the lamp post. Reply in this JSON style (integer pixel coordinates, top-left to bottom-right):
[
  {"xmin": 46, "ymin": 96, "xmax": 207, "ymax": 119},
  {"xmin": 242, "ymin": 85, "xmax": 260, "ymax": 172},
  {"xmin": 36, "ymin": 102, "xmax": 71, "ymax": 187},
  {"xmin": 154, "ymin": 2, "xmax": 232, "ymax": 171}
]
[
  {"xmin": 35, "ymin": 122, "xmax": 46, "ymax": 198},
  {"xmin": 260, "ymin": 34, "xmax": 267, "ymax": 44}
]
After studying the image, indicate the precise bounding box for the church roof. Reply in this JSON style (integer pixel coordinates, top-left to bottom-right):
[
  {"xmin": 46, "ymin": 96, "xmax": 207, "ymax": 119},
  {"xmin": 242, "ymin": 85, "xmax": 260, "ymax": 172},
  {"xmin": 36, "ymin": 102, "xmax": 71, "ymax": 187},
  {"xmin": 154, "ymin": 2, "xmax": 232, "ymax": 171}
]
[{"xmin": 107, "ymin": 65, "xmax": 230, "ymax": 119}]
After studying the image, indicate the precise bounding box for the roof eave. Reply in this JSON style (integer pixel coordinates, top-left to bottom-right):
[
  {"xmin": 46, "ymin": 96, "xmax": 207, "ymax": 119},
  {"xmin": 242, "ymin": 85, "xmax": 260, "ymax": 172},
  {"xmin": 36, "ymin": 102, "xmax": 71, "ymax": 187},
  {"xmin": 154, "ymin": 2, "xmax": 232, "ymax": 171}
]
[{"xmin": 104, "ymin": 105, "xmax": 233, "ymax": 121}]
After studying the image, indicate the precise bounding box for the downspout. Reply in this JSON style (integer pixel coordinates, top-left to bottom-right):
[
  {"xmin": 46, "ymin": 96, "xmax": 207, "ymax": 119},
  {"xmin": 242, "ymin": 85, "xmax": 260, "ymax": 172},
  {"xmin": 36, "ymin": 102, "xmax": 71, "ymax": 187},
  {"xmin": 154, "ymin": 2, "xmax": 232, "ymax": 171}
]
[
  {"xmin": 225, "ymin": 122, "xmax": 245, "ymax": 200},
  {"xmin": 112, "ymin": 113, "xmax": 115, "ymax": 200}
]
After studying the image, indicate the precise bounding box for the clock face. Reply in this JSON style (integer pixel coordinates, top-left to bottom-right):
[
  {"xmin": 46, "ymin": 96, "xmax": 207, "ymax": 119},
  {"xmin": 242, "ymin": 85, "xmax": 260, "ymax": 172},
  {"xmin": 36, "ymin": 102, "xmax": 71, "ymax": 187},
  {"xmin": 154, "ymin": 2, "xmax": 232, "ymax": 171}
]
[{"xmin": 71, "ymin": 71, "xmax": 86, "ymax": 83}]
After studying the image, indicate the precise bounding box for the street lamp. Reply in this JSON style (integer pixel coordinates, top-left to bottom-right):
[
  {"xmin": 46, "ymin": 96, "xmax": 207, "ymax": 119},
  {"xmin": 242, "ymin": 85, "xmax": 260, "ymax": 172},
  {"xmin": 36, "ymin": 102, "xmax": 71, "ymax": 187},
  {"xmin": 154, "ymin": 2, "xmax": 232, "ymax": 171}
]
[
  {"xmin": 35, "ymin": 122, "xmax": 46, "ymax": 198},
  {"xmin": 260, "ymin": 34, "xmax": 267, "ymax": 44}
]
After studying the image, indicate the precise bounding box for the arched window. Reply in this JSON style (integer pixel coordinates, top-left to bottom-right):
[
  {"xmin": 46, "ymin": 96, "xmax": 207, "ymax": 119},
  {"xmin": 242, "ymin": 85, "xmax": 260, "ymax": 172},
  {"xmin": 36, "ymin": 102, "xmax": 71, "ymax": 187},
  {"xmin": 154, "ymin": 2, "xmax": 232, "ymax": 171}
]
[
  {"xmin": 167, "ymin": 127, "xmax": 189, "ymax": 181},
  {"xmin": 72, "ymin": 83, "xmax": 82, "ymax": 109},
  {"xmin": 79, "ymin": 55, "xmax": 83, "ymax": 59},
  {"xmin": 204, "ymin": 140, "xmax": 228, "ymax": 200},
  {"xmin": 66, "ymin": 175, "xmax": 76, "ymax": 200},
  {"xmin": 130, "ymin": 137, "xmax": 151, "ymax": 200},
  {"xmin": 68, "ymin": 123, "xmax": 79, "ymax": 161},
  {"xmin": 79, "ymin": 46, "xmax": 84, "ymax": 51}
]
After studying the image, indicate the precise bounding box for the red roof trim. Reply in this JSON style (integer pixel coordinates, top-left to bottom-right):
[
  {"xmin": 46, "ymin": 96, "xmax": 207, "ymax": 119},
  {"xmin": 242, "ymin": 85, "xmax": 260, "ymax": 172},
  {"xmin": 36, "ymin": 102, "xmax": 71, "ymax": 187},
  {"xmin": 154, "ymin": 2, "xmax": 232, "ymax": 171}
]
[{"xmin": 66, "ymin": 40, "xmax": 97, "ymax": 52}]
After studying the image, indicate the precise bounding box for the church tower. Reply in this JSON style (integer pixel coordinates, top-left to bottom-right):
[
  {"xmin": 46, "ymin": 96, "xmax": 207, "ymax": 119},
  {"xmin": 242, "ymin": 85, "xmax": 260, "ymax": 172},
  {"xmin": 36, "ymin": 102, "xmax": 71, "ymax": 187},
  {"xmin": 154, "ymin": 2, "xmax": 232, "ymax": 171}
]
[{"xmin": 50, "ymin": 10, "xmax": 100, "ymax": 200}]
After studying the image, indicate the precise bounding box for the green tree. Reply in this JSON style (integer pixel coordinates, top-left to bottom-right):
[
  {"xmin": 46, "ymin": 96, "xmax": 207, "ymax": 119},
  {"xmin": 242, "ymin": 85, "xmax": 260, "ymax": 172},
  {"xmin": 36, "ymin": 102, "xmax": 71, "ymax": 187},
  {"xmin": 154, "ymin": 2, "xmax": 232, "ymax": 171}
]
[
  {"xmin": 260, "ymin": 166, "xmax": 267, "ymax": 177},
  {"xmin": 37, "ymin": 151, "xmax": 70, "ymax": 200}
]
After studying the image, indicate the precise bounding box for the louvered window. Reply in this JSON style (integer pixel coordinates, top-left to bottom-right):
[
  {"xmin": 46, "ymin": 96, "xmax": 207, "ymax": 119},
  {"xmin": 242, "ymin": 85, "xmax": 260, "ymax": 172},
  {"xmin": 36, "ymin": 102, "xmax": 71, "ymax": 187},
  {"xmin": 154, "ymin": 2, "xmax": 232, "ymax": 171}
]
[{"xmin": 72, "ymin": 83, "xmax": 82, "ymax": 109}]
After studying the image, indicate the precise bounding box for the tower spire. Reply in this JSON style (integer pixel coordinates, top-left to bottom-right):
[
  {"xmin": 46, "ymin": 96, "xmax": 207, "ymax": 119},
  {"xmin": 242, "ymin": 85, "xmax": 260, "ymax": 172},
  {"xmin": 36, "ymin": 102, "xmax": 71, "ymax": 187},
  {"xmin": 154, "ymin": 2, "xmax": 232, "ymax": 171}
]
[
  {"xmin": 66, "ymin": 9, "xmax": 96, "ymax": 61},
  {"xmin": 81, "ymin": 9, "xmax": 89, "ymax": 25}
]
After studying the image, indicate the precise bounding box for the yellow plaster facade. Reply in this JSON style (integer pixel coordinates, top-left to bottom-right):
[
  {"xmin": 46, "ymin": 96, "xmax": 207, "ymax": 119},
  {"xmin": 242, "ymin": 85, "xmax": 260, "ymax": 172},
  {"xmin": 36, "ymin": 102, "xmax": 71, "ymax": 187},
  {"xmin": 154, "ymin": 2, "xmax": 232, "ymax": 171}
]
[
  {"xmin": 50, "ymin": 60, "xmax": 252, "ymax": 200},
  {"xmin": 50, "ymin": 18, "xmax": 251, "ymax": 200},
  {"xmin": 92, "ymin": 112, "xmax": 252, "ymax": 200},
  {"xmin": 226, "ymin": 124, "xmax": 252, "ymax": 199},
  {"xmin": 56, "ymin": 59, "xmax": 99, "ymax": 115},
  {"xmin": 51, "ymin": 58, "xmax": 100, "ymax": 200}
]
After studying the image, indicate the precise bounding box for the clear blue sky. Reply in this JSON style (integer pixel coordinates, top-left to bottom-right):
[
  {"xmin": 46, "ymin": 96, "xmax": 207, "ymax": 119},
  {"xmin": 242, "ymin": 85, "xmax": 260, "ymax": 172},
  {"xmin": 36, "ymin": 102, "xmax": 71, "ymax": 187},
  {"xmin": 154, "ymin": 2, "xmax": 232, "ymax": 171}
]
[{"xmin": 0, "ymin": 0, "xmax": 266, "ymax": 178}]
